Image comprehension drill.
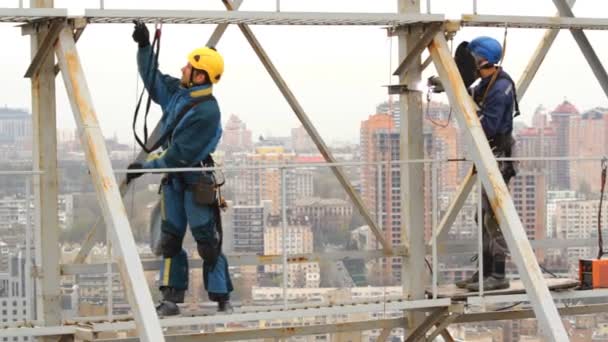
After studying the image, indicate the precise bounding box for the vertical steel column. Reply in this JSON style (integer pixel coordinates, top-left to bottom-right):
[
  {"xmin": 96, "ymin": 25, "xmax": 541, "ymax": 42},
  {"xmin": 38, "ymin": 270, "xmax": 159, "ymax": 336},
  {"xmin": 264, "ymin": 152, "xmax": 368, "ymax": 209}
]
[
  {"xmin": 29, "ymin": 0, "xmax": 61, "ymax": 332},
  {"xmin": 429, "ymin": 33, "xmax": 568, "ymax": 340},
  {"xmin": 398, "ymin": 0, "xmax": 425, "ymax": 333},
  {"xmin": 55, "ymin": 28, "xmax": 164, "ymax": 341}
]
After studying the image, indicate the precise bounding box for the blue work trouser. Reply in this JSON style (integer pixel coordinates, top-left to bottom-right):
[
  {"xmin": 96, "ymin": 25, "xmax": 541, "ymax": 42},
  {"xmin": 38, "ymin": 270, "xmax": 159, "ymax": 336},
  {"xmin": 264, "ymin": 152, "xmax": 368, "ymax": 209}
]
[{"xmin": 158, "ymin": 174, "xmax": 233, "ymax": 301}]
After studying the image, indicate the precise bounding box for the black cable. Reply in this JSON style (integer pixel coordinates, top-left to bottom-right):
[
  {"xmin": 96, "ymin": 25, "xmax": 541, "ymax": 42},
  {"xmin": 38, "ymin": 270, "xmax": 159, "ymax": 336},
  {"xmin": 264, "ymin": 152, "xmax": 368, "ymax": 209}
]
[
  {"xmin": 425, "ymin": 257, "xmax": 433, "ymax": 276},
  {"xmin": 425, "ymin": 88, "xmax": 452, "ymax": 128},
  {"xmin": 538, "ymin": 264, "xmax": 558, "ymax": 278},
  {"xmin": 495, "ymin": 301, "xmax": 523, "ymax": 311}
]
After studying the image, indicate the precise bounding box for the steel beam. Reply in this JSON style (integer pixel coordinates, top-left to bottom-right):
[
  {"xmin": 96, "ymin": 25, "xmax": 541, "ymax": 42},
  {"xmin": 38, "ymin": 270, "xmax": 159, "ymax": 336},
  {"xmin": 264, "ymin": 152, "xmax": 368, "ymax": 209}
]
[
  {"xmin": 553, "ymin": 0, "xmax": 608, "ymax": 99},
  {"xmin": 399, "ymin": 0, "xmax": 425, "ymax": 332},
  {"xmin": 84, "ymin": 9, "xmax": 442, "ymax": 26},
  {"xmin": 90, "ymin": 298, "xmax": 450, "ymax": 332},
  {"xmin": 54, "ymin": 28, "xmax": 164, "ymax": 342},
  {"xmin": 25, "ymin": 19, "xmax": 64, "ymax": 78},
  {"xmin": 30, "ymin": 0, "xmax": 62, "ymax": 335},
  {"xmin": 88, "ymin": 318, "xmax": 406, "ymax": 342},
  {"xmin": 221, "ymin": 0, "xmax": 392, "ymax": 253},
  {"xmin": 428, "ymin": 33, "xmax": 568, "ymax": 341},
  {"xmin": 426, "ymin": 310, "xmax": 460, "ymax": 342},
  {"xmin": 460, "ymin": 14, "xmax": 608, "ymax": 30},
  {"xmin": 516, "ymin": 0, "xmax": 576, "ymax": 101},
  {"xmin": 455, "ymin": 303, "xmax": 608, "ymax": 323},
  {"xmin": 207, "ymin": 0, "xmax": 244, "ymax": 47},
  {"xmin": 393, "ymin": 22, "xmax": 442, "ymax": 77},
  {"xmin": 428, "ymin": 166, "xmax": 476, "ymax": 251},
  {"xmin": 73, "ymin": 6, "xmax": 241, "ymax": 263},
  {"xmin": 404, "ymin": 308, "xmax": 448, "ymax": 342}
]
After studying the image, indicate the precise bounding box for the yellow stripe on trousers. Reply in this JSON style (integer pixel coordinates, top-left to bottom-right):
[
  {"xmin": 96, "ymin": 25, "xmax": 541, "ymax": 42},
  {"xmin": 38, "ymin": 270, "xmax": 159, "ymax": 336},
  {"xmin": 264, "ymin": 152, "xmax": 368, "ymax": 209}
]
[{"xmin": 163, "ymin": 258, "xmax": 171, "ymax": 286}]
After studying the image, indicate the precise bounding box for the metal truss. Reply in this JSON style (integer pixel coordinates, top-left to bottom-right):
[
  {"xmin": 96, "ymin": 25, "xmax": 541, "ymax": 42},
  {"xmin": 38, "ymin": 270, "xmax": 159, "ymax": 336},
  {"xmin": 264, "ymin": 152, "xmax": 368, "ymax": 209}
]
[{"xmin": 4, "ymin": 1, "xmax": 608, "ymax": 341}]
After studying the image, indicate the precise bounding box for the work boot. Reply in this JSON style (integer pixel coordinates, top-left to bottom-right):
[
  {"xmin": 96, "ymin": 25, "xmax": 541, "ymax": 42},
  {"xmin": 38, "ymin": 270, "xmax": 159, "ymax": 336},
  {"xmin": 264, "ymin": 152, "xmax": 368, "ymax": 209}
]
[
  {"xmin": 455, "ymin": 271, "xmax": 479, "ymax": 289},
  {"xmin": 156, "ymin": 300, "xmax": 180, "ymax": 316},
  {"xmin": 217, "ymin": 300, "xmax": 233, "ymax": 314},
  {"xmin": 455, "ymin": 253, "xmax": 492, "ymax": 289},
  {"xmin": 156, "ymin": 287, "xmax": 185, "ymax": 317},
  {"xmin": 466, "ymin": 259, "xmax": 509, "ymax": 292},
  {"xmin": 465, "ymin": 275, "xmax": 510, "ymax": 292}
]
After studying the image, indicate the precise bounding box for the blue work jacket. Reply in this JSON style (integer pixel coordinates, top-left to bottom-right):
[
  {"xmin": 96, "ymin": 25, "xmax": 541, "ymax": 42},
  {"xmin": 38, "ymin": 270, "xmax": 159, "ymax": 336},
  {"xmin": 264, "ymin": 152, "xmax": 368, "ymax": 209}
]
[
  {"xmin": 137, "ymin": 45, "xmax": 222, "ymax": 172},
  {"xmin": 471, "ymin": 70, "xmax": 515, "ymax": 139}
]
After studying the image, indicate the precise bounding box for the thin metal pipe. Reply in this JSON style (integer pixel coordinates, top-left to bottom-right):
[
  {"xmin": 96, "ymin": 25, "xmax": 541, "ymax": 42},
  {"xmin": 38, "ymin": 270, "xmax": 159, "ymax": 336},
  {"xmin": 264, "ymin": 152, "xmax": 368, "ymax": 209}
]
[
  {"xmin": 25, "ymin": 177, "xmax": 32, "ymax": 320},
  {"xmin": 107, "ymin": 234, "xmax": 113, "ymax": 320},
  {"xmin": 473, "ymin": 0, "xmax": 478, "ymax": 14},
  {"xmin": 477, "ymin": 178, "xmax": 484, "ymax": 298},
  {"xmin": 281, "ymin": 167, "xmax": 288, "ymax": 310},
  {"xmin": 276, "ymin": 0, "xmax": 280, "ymax": 12},
  {"xmin": 0, "ymin": 170, "xmax": 44, "ymax": 175},
  {"xmin": 109, "ymin": 155, "xmax": 608, "ymax": 174},
  {"xmin": 431, "ymin": 163, "xmax": 438, "ymax": 299}
]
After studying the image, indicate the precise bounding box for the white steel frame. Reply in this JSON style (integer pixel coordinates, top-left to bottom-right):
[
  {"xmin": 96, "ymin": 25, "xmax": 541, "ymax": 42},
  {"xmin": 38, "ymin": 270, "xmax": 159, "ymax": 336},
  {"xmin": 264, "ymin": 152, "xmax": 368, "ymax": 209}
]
[{"xmin": 0, "ymin": 0, "xmax": 606, "ymax": 341}]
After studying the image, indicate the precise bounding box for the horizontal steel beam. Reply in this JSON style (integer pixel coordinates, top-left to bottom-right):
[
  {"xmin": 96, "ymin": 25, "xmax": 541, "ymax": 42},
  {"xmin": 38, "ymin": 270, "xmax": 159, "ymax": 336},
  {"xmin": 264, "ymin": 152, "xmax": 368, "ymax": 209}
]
[
  {"xmin": 85, "ymin": 9, "xmax": 443, "ymax": 26},
  {"xmin": 467, "ymin": 288, "xmax": 608, "ymax": 305},
  {"xmin": 61, "ymin": 237, "xmax": 596, "ymax": 275},
  {"xmin": 0, "ymin": 325, "xmax": 75, "ymax": 338},
  {"xmin": 460, "ymin": 14, "xmax": 608, "ymax": 30},
  {"xmin": 0, "ymin": 7, "xmax": 67, "ymax": 22},
  {"xmin": 455, "ymin": 303, "xmax": 608, "ymax": 323},
  {"xmin": 61, "ymin": 249, "xmax": 389, "ymax": 275},
  {"xmin": 89, "ymin": 298, "xmax": 450, "ymax": 332},
  {"xmin": 82, "ymin": 318, "xmax": 407, "ymax": 342}
]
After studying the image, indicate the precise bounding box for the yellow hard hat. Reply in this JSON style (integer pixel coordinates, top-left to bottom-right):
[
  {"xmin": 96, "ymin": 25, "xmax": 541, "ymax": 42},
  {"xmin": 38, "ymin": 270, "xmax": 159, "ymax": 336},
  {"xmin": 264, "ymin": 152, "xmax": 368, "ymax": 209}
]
[{"xmin": 187, "ymin": 47, "xmax": 224, "ymax": 84}]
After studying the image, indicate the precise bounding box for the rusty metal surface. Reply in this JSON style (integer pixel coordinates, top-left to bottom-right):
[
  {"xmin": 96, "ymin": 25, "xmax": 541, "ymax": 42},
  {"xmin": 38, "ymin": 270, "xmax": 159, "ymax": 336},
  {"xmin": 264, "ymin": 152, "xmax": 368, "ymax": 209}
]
[
  {"xmin": 428, "ymin": 32, "xmax": 568, "ymax": 341},
  {"xmin": 54, "ymin": 27, "xmax": 164, "ymax": 342},
  {"xmin": 30, "ymin": 0, "xmax": 62, "ymax": 333}
]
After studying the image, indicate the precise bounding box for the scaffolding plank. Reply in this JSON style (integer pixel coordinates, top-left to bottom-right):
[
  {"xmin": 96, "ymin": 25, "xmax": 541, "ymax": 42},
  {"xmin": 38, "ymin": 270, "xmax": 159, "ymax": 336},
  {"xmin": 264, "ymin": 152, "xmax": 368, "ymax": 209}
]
[
  {"xmin": 461, "ymin": 14, "xmax": 608, "ymax": 30},
  {"xmin": 429, "ymin": 278, "xmax": 579, "ymax": 301}
]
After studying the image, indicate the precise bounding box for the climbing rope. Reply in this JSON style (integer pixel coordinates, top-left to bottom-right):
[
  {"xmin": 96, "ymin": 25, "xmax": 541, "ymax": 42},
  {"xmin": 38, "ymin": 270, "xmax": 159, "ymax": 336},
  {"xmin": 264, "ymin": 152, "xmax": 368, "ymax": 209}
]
[
  {"xmin": 597, "ymin": 157, "xmax": 607, "ymax": 259},
  {"xmin": 133, "ymin": 22, "xmax": 163, "ymax": 153}
]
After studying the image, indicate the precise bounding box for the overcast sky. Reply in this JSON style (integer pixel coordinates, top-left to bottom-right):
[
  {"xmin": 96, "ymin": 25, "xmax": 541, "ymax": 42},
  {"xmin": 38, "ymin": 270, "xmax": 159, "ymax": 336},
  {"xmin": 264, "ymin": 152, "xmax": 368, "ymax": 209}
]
[{"xmin": 1, "ymin": 0, "xmax": 607, "ymax": 145}]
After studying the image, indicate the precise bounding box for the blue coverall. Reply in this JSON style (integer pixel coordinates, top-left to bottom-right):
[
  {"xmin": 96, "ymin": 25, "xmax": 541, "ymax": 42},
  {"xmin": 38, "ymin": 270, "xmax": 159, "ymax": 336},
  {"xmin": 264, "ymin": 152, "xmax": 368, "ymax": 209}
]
[
  {"xmin": 471, "ymin": 69, "xmax": 517, "ymax": 277},
  {"xmin": 137, "ymin": 45, "xmax": 233, "ymax": 301}
]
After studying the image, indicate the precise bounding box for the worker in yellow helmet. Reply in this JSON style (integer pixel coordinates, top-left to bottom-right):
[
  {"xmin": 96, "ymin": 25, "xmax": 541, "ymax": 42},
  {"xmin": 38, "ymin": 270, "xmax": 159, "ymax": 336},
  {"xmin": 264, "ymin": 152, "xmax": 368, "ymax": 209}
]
[{"xmin": 128, "ymin": 21, "xmax": 233, "ymax": 316}]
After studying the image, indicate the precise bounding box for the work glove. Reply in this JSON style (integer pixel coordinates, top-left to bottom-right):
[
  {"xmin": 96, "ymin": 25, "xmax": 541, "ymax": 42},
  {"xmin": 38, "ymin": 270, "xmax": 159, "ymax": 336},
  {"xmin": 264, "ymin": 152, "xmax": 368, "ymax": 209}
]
[
  {"xmin": 126, "ymin": 163, "xmax": 144, "ymax": 184},
  {"xmin": 132, "ymin": 21, "xmax": 150, "ymax": 48},
  {"xmin": 427, "ymin": 76, "xmax": 445, "ymax": 93}
]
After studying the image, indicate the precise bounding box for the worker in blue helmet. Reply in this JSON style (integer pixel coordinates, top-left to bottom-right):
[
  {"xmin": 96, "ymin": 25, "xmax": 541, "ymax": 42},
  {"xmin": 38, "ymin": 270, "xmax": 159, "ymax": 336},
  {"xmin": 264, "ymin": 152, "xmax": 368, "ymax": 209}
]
[
  {"xmin": 127, "ymin": 21, "xmax": 233, "ymax": 316},
  {"xmin": 459, "ymin": 36, "xmax": 519, "ymax": 292},
  {"xmin": 429, "ymin": 36, "xmax": 519, "ymax": 291}
]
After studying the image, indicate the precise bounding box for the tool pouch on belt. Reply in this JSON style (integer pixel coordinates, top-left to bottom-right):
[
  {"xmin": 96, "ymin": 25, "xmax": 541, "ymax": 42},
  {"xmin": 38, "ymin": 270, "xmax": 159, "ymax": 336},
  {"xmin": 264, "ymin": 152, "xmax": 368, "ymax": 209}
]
[{"xmin": 192, "ymin": 172, "xmax": 217, "ymax": 206}]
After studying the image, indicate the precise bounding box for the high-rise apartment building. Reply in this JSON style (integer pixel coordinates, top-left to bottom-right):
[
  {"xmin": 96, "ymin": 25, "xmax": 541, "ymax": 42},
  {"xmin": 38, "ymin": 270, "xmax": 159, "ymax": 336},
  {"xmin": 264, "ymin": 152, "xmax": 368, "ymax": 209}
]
[
  {"xmin": 550, "ymin": 100, "xmax": 579, "ymax": 189},
  {"xmin": 219, "ymin": 114, "xmax": 253, "ymax": 153}
]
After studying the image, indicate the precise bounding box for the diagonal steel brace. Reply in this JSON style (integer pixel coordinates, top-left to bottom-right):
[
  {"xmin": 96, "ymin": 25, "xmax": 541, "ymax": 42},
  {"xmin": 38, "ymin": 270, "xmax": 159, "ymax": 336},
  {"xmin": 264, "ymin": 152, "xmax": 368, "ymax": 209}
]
[
  {"xmin": 552, "ymin": 0, "xmax": 608, "ymax": 99},
  {"xmin": 429, "ymin": 32, "xmax": 568, "ymax": 341},
  {"xmin": 221, "ymin": 0, "xmax": 394, "ymax": 254},
  {"xmin": 516, "ymin": 0, "xmax": 576, "ymax": 100},
  {"xmin": 24, "ymin": 19, "xmax": 64, "ymax": 78}
]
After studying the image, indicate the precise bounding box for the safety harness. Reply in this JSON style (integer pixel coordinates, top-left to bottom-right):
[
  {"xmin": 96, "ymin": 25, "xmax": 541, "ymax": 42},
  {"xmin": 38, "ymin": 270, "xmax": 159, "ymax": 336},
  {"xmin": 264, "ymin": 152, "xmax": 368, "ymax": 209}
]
[{"xmin": 133, "ymin": 23, "xmax": 162, "ymax": 153}]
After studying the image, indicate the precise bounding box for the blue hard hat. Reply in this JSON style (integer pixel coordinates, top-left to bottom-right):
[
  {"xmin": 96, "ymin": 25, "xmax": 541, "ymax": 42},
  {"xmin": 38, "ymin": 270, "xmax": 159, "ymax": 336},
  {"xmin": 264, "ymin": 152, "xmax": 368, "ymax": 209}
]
[{"xmin": 468, "ymin": 36, "xmax": 502, "ymax": 64}]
